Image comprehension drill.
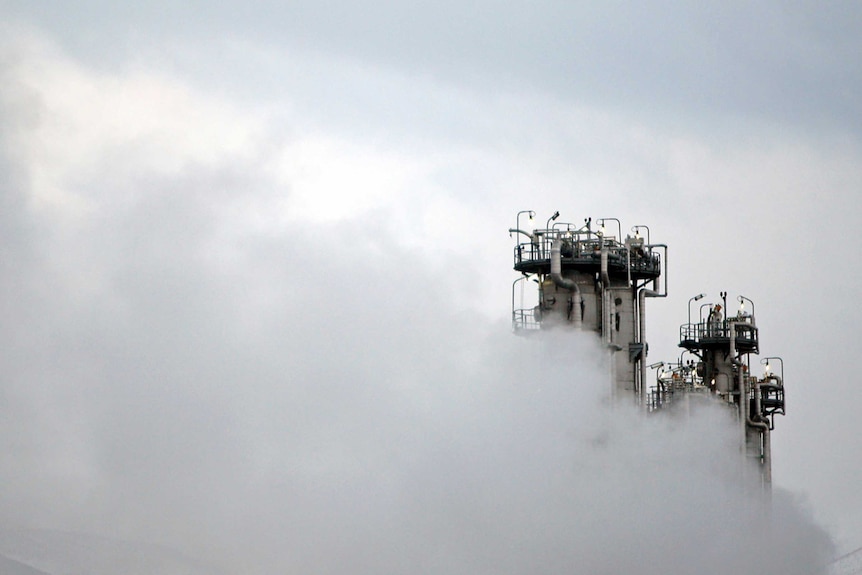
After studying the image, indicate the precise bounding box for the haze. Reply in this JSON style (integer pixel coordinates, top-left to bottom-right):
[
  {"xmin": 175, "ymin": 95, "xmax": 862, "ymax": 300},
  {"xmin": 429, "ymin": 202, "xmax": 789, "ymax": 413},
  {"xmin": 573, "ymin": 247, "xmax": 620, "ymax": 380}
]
[{"xmin": 1, "ymin": 2, "xmax": 861, "ymax": 572}]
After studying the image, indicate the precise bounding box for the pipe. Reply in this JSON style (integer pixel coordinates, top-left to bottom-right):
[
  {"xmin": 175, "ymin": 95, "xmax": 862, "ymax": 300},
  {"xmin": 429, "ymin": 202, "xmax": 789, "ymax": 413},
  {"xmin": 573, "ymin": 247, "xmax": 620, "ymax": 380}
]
[
  {"xmin": 508, "ymin": 228, "xmax": 534, "ymax": 241},
  {"xmin": 646, "ymin": 243, "xmax": 668, "ymax": 297},
  {"xmin": 729, "ymin": 328, "xmax": 749, "ymax": 481},
  {"xmin": 626, "ymin": 243, "xmax": 632, "ymax": 287},
  {"xmin": 600, "ymin": 242, "xmax": 610, "ymax": 288},
  {"xmin": 635, "ymin": 244, "xmax": 668, "ymax": 402},
  {"xmin": 746, "ymin": 374, "xmax": 772, "ymax": 486},
  {"xmin": 601, "ymin": 242, "xmax": 611, "ymax": 344},
  {"xmin": 637, "ymin": 288, "xmax": 660, "ymax": 403},
  {"xmin": 731, "ymin": 326, "xmax": 771, "ymax": 488},
  {"xmin": 551, "ymin": 239, "xmax": 581, "ymax": 328}
]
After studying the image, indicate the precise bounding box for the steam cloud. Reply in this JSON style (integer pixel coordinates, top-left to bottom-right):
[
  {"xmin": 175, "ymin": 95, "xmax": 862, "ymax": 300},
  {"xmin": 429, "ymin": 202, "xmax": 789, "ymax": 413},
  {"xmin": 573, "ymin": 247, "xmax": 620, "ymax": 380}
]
[
  {"xmin": 0, "ymin": 187, "xmax": 833, "ymax": 572},
  {"xmin": 0, "ymin": 35, "xmax": 835, "ymax": 571}
]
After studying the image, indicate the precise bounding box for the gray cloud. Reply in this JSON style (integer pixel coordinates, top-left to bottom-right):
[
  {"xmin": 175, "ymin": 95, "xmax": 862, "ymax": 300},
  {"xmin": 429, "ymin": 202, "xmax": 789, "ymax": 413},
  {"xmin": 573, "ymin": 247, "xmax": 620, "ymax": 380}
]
[
  {"xmin": 0, "ymin": 117, "xmax": 835, "ymax": 572},
  {"xmin": 6, "ymin": 2, "xmax": 862, "ymax": 134},
  {"xmin": 1, "ymin": 9, "xmax": 860, "ymax": 572}
]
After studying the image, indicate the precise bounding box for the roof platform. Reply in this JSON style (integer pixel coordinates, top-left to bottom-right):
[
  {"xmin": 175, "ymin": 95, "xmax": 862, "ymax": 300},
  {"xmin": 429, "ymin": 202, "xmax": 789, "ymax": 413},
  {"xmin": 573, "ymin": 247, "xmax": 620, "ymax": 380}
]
[
  {"xmin": 513, "ymin": 234, "xmax": 661, "ymax": 280},
  {"xmin": 679, "ymin": 321, "xmax": 759, "ymax": 355}
]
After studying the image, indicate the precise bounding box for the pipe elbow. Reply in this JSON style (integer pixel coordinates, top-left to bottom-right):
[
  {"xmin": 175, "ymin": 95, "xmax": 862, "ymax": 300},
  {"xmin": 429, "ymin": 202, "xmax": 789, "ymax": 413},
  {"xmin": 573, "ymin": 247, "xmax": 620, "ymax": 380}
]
[
  {"xmin": 550, "ymin": 239, "xmax": 578, "ymax": 291},
  {"xmin": 600, "ymin": 245, "xmax": 610, "ymax": 287},
  {"xmin": 747, "ymin": 416, "xmax": 770, "ymax": 431},
  {"xmin": 509, "ymin": 228, "xmax": 534, "ymax": 241},
  {"xmin": 551, "ymin": 239, "xmax": 582, "ymax": 327},
  {"xmin": 639, "ymin": 289, "xmax": 659, "ymax": 301}
]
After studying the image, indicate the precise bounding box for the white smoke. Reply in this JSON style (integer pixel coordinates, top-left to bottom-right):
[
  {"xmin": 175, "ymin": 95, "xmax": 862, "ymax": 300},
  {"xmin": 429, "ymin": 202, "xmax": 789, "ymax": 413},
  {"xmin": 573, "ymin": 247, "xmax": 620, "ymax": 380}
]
[
  {"xmin": 226, "ymin": 328, "xmax": 832, "ymax": 575},
  {"xmin": 0, "ymin": 206, "xmax": 834, "ymax": 573},
  {"xmin": 0, "ymin": 30, "xmax": 835, "ymax": 574}
]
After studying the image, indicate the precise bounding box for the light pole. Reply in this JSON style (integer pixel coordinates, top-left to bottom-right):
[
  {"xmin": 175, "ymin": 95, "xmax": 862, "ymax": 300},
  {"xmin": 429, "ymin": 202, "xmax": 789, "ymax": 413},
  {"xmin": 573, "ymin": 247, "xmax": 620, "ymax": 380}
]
[
  {"xmin": 598, "ymin": 217, "xmax": 621, "ymax": 240},
  {"xmin": 699, "ymin": 302, "xmax": 713, "ymax": 323},
  {"xmin": 688, "ymin": 293, "xmax": 706, "ymax": 325},
  {"xmin": 761, "ymin": 356, "xmax": 784, "ymax": 380},
  {"xmin": 516, "ymin": 210, "xmax": 535, "ymax": 234},
  {"xmin": 546, "ymin": 211, "xmax": 560, "ymax": 231},
  {"xmin": 632, "ymin": 225, "xmax": 650, "ymax": 246},
  {"xmin": 738, "ymin": 295, "xmax": 754, "ymax": 319},
  {"xmin": 679, "ymin": 349, "xmax": 698, "ymax": 380}
]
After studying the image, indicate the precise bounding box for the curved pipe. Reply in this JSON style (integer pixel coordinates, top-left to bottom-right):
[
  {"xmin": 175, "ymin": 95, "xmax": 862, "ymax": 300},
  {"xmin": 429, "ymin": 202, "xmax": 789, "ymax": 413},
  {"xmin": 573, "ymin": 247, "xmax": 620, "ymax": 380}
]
[
  {"xmin": 750, "ymin": 398, "xmax": 772, "ymax": 485},
  {"xmin": 744, "ymin": 371, "xmax": 771, "ymax": 485},
  {"xmin": 638, "ymin": 288, "xmax": 659, "ymax": 403},
  {"xmin": 646, "ymin": 243, "xmax": 668, "ymax": 297},
  {"xmin": 730, "ymin": 324, "xmax": 747, "ymax": 424},
  {"xmin": 600, "ymin": 241, "xmax": 610, "ymax": 288},
  {"xmin": 508, "ymin": 228, "xmax": 534, "ymax": 241},
  {"xmin": 551, "ymin": 239, "xmax": 582, "ymax": 328},
  {"xmin": 635, "ymin": 244, "xmax": 668, "ymax": 402},
  {"xmin": 731, "ymin": 329, "xmax": 771, "ymax": 487}
]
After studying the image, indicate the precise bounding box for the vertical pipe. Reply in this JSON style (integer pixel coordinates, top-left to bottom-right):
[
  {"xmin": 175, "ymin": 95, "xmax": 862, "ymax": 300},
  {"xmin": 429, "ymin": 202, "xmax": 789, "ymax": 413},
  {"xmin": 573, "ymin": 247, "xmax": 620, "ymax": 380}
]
[
  {"xmin": 747, "ymin": 377, "xmax": 772, "ymax": 488},
  {"xmin": 636, "ymin": 244, "xmax": 667, "ymax": 404},
  {"xmin": 730, "ymin": 323, "xmax": 747, "ymax": 449},
  {"xmin": 550, "ymin": 239, "xmax": 581, "ymax": 328},
  {"xmin": 638, "ymin": 288, "xmax": 659, "ymax": 405},
  {"xmin": 601, "ymin": 243, "xmax": 610, "ymax": 344}
]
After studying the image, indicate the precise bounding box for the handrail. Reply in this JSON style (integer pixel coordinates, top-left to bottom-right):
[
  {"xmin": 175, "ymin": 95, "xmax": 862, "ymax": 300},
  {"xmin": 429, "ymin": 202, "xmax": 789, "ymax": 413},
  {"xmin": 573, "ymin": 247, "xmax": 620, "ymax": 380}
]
[
  {"xmin": 512, "ymin": 309, "xmax": 541, "ymax": 331},
  {"xmin": 679, "ymin": 319, "xmax": 759, "ymax": 346},
  {"xmin": 513, "ymin": 229, "xmax": 660, "ymax": 276}
]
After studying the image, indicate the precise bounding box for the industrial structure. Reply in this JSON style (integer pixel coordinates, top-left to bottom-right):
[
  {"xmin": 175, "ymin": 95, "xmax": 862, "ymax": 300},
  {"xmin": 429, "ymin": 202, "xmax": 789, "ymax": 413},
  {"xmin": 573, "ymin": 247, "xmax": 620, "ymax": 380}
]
[{"xmin": 509, "ymin": 210, "xmax": 785, "ymax": 489}]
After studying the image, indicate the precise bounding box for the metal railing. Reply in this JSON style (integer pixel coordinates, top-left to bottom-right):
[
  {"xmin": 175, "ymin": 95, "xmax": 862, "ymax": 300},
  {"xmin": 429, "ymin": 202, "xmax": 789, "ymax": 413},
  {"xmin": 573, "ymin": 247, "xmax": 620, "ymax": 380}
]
[
  {"xmin": 513, "ymin": 229, "xmax": 660, "ymax": 275},
  {"xmin": 647, "ymin": 364, "xmax": 705, "ymax": 412},
  {"xmin": 512, "ymin": 308, "xmax": 541, "ymax": 332},
  {"xmin": 679, "ymin": 319, "xmax": 759, "ymax": 347}
]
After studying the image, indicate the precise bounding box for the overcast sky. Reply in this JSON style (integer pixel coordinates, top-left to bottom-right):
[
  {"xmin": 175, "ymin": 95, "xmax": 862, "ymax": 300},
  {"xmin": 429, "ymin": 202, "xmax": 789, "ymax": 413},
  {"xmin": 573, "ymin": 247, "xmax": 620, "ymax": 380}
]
[{"xmin": 2, "ymin": 2, "xmax": 861, "ymax": 572}]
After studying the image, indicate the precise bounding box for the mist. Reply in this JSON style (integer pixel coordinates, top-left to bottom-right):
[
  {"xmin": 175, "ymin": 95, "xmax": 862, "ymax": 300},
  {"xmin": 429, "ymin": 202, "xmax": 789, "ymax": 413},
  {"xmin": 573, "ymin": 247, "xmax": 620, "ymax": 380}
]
[
  {"xmin": 0, "ymin": 17, "xmax": 847, "ymax": 574},
  {"xmin": 0, "ymin": 187, "xmax": 833, "ymax": 572}
]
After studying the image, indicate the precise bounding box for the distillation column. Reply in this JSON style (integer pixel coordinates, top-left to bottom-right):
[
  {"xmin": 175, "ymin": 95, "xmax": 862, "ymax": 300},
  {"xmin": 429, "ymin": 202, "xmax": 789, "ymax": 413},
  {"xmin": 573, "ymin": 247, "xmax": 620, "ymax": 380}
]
[
  {"xmin": 509, "ymin": 213, "xmax": 666, "ymax": 401},
  {"xmin": 673, "ymin": 296, "xmax": 785, "ymax": 488}
]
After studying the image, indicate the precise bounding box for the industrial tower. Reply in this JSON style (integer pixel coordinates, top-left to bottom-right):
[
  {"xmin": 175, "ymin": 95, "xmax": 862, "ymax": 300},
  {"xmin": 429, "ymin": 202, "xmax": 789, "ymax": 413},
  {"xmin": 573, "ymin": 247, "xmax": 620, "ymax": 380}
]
[
  {"xmin": 509, "ymin": 212, "xmax": 666, "ymax": 401},
  {"xmin": 509, "ymin": 211, "xmax": 785, "ymax": 488},
  {"xmin": 652, "ymin": 292, "xmax": 785, "ymax": 487}
]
